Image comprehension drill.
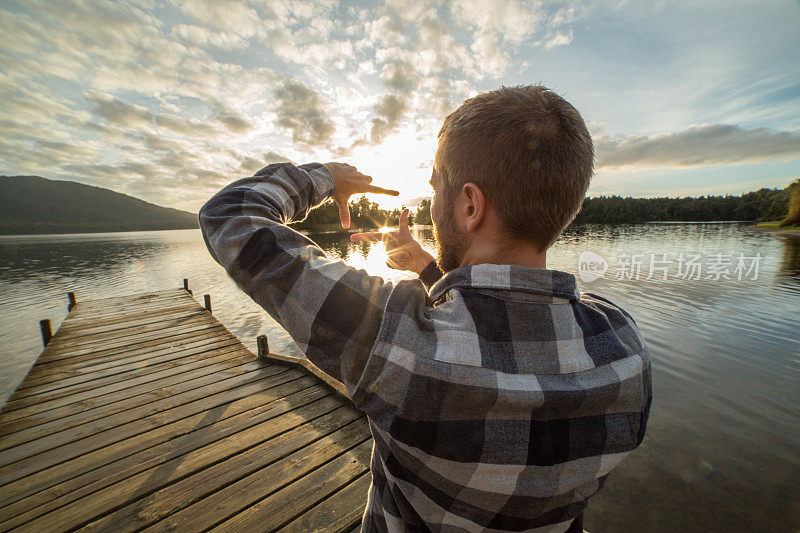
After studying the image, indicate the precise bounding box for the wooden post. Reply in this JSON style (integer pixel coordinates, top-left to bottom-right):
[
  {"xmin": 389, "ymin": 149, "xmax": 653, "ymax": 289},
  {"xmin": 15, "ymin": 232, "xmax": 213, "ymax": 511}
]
[
  {"xmin": 183, "ymin": 278, "xmax": 192, "ymax": 295},
  {"xmin": 40, "ymin": 319, "xmax": 52, "ymax": 347},
  {"xmin": 204, "ymin": 294, "xmax": 212, "ymax": 314},
  {"xmin": 67, "ymin": 291, "xmax": 76, "ymax": 311},
  {"xmin": 257, "ymin": 335, "xmax": 270, "ymax": 358}
]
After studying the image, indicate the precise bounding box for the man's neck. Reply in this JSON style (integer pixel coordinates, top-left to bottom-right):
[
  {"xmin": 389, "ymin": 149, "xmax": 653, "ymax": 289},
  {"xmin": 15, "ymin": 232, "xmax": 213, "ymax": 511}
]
[{"xmin": 460, "ymin": 237, "xmax": 547, "ymax": 270}]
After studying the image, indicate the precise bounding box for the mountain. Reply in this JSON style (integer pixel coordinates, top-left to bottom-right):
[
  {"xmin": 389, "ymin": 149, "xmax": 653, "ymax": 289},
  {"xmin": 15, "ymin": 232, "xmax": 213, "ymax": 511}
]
[{"xmin": 0, "ymin": 175, "xmax": 199, "ymax": 234}]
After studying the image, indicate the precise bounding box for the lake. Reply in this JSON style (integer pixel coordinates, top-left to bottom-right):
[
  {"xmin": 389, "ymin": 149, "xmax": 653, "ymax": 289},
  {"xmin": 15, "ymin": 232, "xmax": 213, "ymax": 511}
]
[{"xmin": 0, "ymin": 222, "xmax": 798, "ymax": 532}]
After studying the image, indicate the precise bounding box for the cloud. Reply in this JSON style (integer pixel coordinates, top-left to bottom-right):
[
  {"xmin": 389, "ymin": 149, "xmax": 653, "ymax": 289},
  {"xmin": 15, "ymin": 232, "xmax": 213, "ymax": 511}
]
[
  {"xmin": 380, "ymin": 60, "xmax": 419, "ymax": 93},
  {"xmin": 210, "ymin": 102, "xmax": 253, "ymax": 134},
  {"xmin": 544, "ymin": 30, "xmax": 573, "ymax": 49},
  {"xmin": 86, "ymin": 91, "xmax": 251, "ymax": 137},
  {"xmin": 231, "ymin": 150, "xmax": 294, "ymax": 174},
  {"xmin": 179, "ymin": 0, "xmax": 265, "ymax": 39},
  {"xmin": 272, "ymin": 79, "xmax": 335, "ymax": 147},
  {"xmin": 450, "ymin": 0, "xmax": 541, "ymax": 43},
  {"xmin": 370, "ymin": 95, "xmax": 408, "ymax": 144},
  {"xmin": 171, "ymin": 23, "xmax": 249, "ymax": 50},
  {"xmin": 596, "ymin": 124, "xmax": 800, "ymax": 170},
  {"xmin": 403, "ymin": 196, "xmax": 430, "ymax": 209},
  {"xmin": 87, "ymin": 91, "xmax": 221, "ymax": 137},
  {"xmin": 86, "ymin": 91, "xmax": 154, "ymax": 128}
]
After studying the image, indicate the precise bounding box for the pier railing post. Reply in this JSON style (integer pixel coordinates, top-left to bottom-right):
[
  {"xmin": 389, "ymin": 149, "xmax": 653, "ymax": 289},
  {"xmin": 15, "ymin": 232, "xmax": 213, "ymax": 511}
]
[
  {"xmin": 40, "ymin": 319, "xmax": 52, "ymax": 347},
  {"xmin": 183, "ymin": 278, "xmax": 193, "ymax": 295},
  {"xmin": 204, "ymin": 294, "xmax": 212, "ymax": 314},
  {"xmin": 67, "ymin": 291, "xmax": 76, "ymax": 311},
  {"xmin": 257, "ymin": 335, "xmax": 270, "ymax": 358}
]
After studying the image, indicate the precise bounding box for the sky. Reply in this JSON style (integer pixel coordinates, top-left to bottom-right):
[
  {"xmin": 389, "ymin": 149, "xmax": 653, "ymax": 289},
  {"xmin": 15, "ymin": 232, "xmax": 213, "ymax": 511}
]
[{"xmin": 1, "ymin": 0, "xmax": 799, "ymax": 212}]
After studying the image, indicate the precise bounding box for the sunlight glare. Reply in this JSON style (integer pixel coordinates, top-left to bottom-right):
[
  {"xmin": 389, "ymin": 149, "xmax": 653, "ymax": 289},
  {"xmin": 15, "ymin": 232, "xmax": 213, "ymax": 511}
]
[{"xmin": 345, "ymin": 124, "xmax": 437, "ymax": 210}]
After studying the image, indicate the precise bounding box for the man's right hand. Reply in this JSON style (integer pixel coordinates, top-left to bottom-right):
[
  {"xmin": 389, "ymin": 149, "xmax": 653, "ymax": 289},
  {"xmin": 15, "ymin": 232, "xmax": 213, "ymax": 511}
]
[
  {"xmin": 324, "ymin": 162, "xmax": 399, "ymax": 229},
  {"xmin": 351, "ymin": 208, "xmax": 435, "ymax": 275}
]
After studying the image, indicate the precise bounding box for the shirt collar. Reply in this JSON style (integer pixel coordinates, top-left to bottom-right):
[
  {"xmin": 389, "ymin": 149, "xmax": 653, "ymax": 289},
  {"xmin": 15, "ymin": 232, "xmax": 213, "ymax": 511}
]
[{"xmin": 428, "ymin": 263, "xmax": 581, "ymax": 303}]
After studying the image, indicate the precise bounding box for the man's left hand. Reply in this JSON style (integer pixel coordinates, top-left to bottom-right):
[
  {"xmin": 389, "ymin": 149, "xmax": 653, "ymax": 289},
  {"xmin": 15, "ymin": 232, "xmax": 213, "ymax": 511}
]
[{"xmin": 350, "ymin": 208, "xmax": 435, "ymax": 274}]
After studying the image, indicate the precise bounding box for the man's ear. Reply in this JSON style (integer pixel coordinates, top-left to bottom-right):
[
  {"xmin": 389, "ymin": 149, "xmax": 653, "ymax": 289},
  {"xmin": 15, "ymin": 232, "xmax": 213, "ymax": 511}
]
[{"xmin": 461, "ymin": 182, "xmax": 486, "ymax": 233}]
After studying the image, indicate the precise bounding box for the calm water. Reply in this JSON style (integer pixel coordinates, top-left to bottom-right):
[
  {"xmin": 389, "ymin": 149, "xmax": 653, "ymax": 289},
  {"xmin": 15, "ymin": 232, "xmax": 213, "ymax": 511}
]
[{"xmin": 0, "ymin": 223, "xmax": 798, "ymax": 532}]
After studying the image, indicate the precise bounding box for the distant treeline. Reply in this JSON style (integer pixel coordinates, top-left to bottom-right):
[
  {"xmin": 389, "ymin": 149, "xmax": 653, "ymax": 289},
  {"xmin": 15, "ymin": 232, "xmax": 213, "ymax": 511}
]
[
  {"xmin": 571, "ymin": 186, "xmax": 791, "ymax": 224},
  {"xmin": 409, "ymin": 186, "xmax": 793, "ymax": 227},
  {"xmin": 416, "ymin": 187, "xmax": 791, "ymax": 224}
]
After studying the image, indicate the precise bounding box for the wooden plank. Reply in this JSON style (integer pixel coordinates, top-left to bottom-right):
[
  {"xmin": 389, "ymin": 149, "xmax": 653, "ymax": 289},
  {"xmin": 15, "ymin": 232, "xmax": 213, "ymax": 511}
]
[
  {"xmin": 54, "ymin": 302, "xmax": 202, "ymax": 339},
  {"xmin": 134, "ymin": 417, "xmax": 371, "ymax": 533},
  {"xmin": 27, "ymin": 321, "xmax": 226, "ymax": 370},
  {"xmin": 6, "ymin": 333, "xmax": 235, "ymax": 404},
  {"xmin": 18, "ymin": 330, "xmax": 238, "ymax": 390},
  {"xmin": 50, "ymin": 292, "xmax": 192, "ymax": 325},
  {"xmin": 19, "ymin": 407, "xmax": 367, "ymax": 533},
  {"xmin": 0, "ymin": 344, "xmax": 258, "ymax": 443},
  {"xmin": 0, "ymin": 381, "xmax": 333, "ymax": 525},
  {"xmin": 20, "ymin": 329, "xmax": 235, "ymax": 384},
  {"xmin": 0, "ymin": 345, "xmax": 259, "ymax": 421},
  {"xmin": 15, "ymin": 321, "xmax": 227, "ymax": 386},
  {"xmin": 275, "ymin": 473, "xmax": 371, "ymax": 533},
  {"xmin": 59, "ymin": 291, "xmax": 196, "ymax": 319},
  {"xmin": 11, "ymin": 332, "xmax": 239, "ymax": 389},
  {"xmin": 264, "ymin": 352, "xmax": 352, "ymax": 400},
  {"xmin": 17, "ymin": 317, "xmax": 221, "ymax": 372},
  {"xmin": 3, "ymin": 337, "xmax": 256, "ymax": 411},
  {"xmin": 65, "ymin": 289, "xmax": 187, "ymax": 313},
  {"xmin": 206, "ymin": 439, "xmax": 373, "ymax": 533},
  {"xmin": 0, "ymin": 368, "xmax": 304, "ymax": 494},
  {"xmin": 54, "ymin": 301, "xmax": 204, "ymax": 336},
  {"xmin": 41, "ymin": 308, "xmax": 210, "ymax": 352},
  {"xmin": 5, "ymin": 326, "xmax": 233, "ymax": 401},
  {"xmin": 63, "ymin": 294, "xmax": 195, "ymax": 322},
  {"xmin": 0, "ymin": 363, "xmax": 296, "ymax": 468},
  {"xmin": 39, "ymin": 309, "xmax": 209, "ymax": 351}
]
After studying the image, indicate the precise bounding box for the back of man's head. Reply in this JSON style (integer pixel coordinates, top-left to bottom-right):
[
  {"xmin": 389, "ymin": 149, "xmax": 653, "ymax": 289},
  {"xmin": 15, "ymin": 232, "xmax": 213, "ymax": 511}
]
[{"xmin": 435, "ymin": 85, "xmax": 594, "ymax": 251}]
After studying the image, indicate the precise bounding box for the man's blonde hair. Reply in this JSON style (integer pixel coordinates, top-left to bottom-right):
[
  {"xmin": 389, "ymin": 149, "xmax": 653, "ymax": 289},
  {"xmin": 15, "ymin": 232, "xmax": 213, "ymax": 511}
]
[{"xmin": 435, "ymin": 85, "xmax": 594, "ymax": 251}]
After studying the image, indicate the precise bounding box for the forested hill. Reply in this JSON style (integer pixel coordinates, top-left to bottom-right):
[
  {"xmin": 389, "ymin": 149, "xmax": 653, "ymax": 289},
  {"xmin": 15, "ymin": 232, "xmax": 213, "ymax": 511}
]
[{"xmin": 0, "ymin": 175, "xmax": 199, "ymax": 235}]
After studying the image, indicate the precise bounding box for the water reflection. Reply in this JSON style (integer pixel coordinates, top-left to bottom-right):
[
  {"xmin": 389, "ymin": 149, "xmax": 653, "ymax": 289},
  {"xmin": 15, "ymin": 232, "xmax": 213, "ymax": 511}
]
[
  {"xmin": 0, "ymin": 223, "xmax": 798, "ymax": 532},
  {"xmin": 777, "ymin": 235, "xmax": 800, "ymax": 281}
]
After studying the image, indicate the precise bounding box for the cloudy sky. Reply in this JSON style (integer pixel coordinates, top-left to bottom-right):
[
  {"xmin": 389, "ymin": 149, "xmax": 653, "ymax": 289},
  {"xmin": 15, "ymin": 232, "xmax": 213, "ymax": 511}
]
[{"xmin": 1, "ymin": 0, "xmax": 799, "ymax": 212}]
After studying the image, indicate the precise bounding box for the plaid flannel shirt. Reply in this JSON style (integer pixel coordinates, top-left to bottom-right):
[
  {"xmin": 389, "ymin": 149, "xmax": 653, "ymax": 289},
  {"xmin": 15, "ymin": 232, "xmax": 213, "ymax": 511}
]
[{"xmin": 199, "ymin": 162, "xmax": 653, "ymax": 533}]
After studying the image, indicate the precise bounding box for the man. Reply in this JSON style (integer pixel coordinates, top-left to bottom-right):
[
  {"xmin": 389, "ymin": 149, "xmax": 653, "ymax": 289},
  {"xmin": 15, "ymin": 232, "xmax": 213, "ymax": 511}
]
[{"xmin": 199, "ymin": 85, "xmax": 652, "ymax": 532}]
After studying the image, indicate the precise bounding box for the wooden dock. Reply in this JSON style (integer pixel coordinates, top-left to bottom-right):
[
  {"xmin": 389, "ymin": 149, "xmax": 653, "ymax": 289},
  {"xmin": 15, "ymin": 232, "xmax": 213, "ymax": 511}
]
[{"xmin": 0, "ymin": 285, "xmax": 372, "ymax": 532}]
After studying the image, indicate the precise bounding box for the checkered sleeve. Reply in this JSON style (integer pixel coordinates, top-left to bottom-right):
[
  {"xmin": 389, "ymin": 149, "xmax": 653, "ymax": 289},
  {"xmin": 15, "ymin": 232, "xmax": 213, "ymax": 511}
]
[
  {"xmin": 418, "ymin": 259, "xmax": 443, "ymax": 290},
  {"xmin": 197, "ymin": 162, "xmax": 395, "ymax": 393}
]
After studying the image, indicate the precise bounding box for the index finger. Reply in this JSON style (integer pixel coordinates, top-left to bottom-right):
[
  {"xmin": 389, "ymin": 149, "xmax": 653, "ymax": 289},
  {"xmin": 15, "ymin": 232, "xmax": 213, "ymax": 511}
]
[
  {"xmin": 399, "ymin": 208, "xmax": 410, "ymax": 238},
  {"xmin": 364, "ymin": 185, "xmax": 399, "ymax": 196}
]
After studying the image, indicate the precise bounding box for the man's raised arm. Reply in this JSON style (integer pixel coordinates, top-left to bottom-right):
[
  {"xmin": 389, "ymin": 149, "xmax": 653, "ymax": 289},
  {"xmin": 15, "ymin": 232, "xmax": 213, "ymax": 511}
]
[{"xmin": 197, "ymin": 162, "xmax": 402, "ymax": 394}]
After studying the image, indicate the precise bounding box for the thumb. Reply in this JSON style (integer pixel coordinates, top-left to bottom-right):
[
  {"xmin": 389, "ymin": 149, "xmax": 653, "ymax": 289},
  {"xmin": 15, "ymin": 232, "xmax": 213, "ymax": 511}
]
[
  {"xmin": 337, "ymin": 198, "xmax": 351, "ymax": 229},
  {"xmin": 399, "ymin": 208, "xmax": 410, "ymax": 238}
]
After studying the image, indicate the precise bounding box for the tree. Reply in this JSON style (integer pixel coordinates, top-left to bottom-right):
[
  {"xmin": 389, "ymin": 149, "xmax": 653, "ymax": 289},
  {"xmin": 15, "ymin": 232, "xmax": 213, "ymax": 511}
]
[
  {"xmin": 415, "ymin": 198, "xmax": 432, "ymax": 225},
  {"xmin": 779, "ymin": 179, "xmax": 800, "ymax": 227}
]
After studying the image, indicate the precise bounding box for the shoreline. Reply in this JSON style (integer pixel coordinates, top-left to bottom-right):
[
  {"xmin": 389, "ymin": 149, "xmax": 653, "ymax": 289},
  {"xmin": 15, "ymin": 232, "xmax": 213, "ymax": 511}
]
[{"xmin": 749, "ymin": 223, "xmax": 800, "ymax": 236}]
